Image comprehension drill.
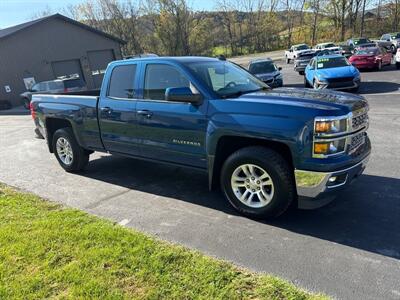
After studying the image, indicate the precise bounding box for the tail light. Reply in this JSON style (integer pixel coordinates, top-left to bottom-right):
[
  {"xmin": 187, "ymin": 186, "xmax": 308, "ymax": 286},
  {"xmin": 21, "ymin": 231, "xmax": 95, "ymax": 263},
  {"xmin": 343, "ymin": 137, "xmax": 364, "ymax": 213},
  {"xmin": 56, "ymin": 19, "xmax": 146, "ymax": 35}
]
[{"xmin": 29, "ymin": 102, "xmax": 36, "ymax": 120}]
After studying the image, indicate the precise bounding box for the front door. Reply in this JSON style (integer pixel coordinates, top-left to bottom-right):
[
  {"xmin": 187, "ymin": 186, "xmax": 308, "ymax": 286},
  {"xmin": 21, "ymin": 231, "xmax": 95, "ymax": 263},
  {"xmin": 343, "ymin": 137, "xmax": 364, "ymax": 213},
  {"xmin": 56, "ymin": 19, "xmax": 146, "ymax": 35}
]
[
  {"xmin": 98, "ymin": 63, "xmax": 141, "ymax": 155},
  {"xmin": 306, "ymin": 59, "xmax": 315, "ymax": 84},
  {"xmin": 135, "ymin": 63, "xmax": 208, "ymax": 169}
]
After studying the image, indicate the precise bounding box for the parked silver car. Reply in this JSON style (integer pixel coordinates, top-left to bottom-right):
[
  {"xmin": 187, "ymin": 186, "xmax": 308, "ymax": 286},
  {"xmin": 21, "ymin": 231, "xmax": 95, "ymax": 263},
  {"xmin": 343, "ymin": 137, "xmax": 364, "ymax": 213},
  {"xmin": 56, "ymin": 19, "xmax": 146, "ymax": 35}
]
[
  {"xmin": 20, "ymin": 75, "xmax": 87, "ymax": 109},
  {"xmin": 377, "ymin": 32, "xmax": 400, "ymax": 53}
]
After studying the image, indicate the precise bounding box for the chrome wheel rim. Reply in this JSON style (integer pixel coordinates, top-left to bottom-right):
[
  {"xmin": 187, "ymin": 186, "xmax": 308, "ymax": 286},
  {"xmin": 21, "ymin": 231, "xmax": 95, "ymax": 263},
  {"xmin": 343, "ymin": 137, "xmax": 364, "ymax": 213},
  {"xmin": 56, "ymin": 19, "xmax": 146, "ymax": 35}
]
[
  {"xmin": 56, "ymin": 137, "xmax": 73, "ymax": 165},
  {"xmin": 231, "ymin": 164, "xmax": 274, "ymax": 208}
]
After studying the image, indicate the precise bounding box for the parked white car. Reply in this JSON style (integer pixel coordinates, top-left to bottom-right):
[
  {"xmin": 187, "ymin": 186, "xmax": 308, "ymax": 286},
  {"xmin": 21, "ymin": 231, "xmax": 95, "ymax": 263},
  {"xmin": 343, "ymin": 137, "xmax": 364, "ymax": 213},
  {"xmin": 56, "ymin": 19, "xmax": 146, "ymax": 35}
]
[
  {"xmin": 314, "ymin": 42, "xmax": 342, "ymax": 54},
  {"xmin": 284, "ymin": 44, "xmax": 313, "ymax": 64}
]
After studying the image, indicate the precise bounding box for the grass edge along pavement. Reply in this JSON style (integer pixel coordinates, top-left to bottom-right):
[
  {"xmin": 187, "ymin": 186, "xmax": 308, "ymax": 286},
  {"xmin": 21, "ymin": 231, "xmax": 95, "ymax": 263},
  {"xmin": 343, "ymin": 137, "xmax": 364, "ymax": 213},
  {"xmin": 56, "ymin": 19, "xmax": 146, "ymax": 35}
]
[{"xmin": 0, "ymin": 184, "xmax": 328, "ymax": 299}]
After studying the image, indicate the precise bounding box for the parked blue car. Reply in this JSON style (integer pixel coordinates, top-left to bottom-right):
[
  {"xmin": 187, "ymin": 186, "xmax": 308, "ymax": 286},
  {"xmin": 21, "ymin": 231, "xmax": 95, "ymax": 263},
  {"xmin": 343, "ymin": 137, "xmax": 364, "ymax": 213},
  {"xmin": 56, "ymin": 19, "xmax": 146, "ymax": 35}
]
[{"xmin": 304, "ymin": 54, "xmax": 361, "ymax": 92}]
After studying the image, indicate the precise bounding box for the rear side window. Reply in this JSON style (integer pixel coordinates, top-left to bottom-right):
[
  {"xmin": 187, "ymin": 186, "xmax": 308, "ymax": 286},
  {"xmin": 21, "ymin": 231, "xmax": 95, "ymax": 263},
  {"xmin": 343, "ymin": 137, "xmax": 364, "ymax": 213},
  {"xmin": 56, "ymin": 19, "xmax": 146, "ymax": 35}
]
[
  {"xmin": 48, "ymin": 81, "xmax": 64, "ymax": 90},
  {"xmin": 64, "ymin": 79, "xmax": 85, "ymax": 89},
  {"xmin": 108, "ymin": 64, "xmax": 137, "ymax": 99},
  {"xmin": 144, "ymin": 64, "xmax": 190, "ymax": 100}
]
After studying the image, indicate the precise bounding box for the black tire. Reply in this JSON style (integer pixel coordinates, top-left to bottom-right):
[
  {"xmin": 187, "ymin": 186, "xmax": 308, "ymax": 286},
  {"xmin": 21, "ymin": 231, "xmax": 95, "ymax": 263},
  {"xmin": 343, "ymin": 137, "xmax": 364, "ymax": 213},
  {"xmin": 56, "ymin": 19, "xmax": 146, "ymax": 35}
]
[
  {"xmin": 304, "ymin": 76, "xmax": 311, "ymax": 88},
  {"xmin": 312, "ymin": 79, "xmax": 319, "ymax": 89},
  {"xmin": 376, "ymin": 60, "xmax": 382, "ymax": 71},
  {"xmin": 52, "ymin": 128, "xmax": 89, "ymax": 172},
  {"xmin": 23, "ymin": 98, "xmax": 30, "ymax": 110},
  {"xmin": 299, "ymin": 71, "xmax": 305, "ymax": 75},
  {"xmin": 396, "ymin": 62, "xmax": 400, "ymax": 70},
  {"xmin": 286, "ymin": 57, "xmax": 290, "ymax": 64},
  {"xmin": 220, "ymin": 146, "xmax": 295, "ymax": 219},
  {"xmin": 391, "ymin": 45, "xmax": 396, "ymax": 54}
]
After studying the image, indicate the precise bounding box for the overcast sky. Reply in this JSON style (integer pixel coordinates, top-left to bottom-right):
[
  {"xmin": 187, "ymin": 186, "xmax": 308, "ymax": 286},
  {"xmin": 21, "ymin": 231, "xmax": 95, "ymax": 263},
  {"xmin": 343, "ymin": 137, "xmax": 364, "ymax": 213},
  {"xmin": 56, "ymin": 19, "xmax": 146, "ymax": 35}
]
[{"xmin": 0, "ymin": 0, "xmax": 217, "ymax": 29}]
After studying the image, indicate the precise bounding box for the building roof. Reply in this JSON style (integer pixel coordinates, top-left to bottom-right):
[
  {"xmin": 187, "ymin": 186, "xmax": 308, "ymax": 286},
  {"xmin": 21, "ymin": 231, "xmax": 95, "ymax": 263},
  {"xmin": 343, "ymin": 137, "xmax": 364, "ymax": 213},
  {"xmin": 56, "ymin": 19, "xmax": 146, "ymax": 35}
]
[{"xmin": 0, "ymin": 13, "xmax": 125, "ymax": 44}]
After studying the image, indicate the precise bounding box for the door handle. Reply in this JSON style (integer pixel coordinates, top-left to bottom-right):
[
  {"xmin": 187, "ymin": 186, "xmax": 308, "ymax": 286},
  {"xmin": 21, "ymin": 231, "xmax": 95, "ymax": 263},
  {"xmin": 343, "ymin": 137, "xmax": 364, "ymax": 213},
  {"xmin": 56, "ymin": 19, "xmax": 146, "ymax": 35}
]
[
  {"xmin": 137, "ymin": 110, "xmax": 153, "ymax": 119},
  {"xmin": 100, "ymin": 107, "xmax": 112, "ymax": 114}
]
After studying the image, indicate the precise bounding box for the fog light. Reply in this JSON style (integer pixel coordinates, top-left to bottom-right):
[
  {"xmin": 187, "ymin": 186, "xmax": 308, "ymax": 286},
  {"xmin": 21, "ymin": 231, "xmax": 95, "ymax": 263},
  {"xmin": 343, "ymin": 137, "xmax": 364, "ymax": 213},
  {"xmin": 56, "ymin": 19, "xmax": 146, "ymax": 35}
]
[{"xmin": 328, "ymin": 176, "xmax": 337, "ymax": 183}]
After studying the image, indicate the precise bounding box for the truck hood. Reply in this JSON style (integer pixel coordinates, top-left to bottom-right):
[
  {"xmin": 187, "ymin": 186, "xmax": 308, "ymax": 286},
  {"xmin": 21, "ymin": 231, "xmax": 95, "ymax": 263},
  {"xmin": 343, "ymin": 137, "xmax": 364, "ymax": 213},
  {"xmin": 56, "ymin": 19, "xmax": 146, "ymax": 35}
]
[{"xmin": 230, "ymin": 87, "xmax": 367, "ymax": 113}]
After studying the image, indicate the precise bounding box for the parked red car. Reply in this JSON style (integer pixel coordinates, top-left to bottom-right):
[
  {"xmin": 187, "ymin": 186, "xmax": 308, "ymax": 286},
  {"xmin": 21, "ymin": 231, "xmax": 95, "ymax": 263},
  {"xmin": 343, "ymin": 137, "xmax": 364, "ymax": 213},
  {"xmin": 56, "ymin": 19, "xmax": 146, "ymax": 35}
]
[{"xmin": 348, "ymin": 47, "xmax": 392, "ymax": 70}]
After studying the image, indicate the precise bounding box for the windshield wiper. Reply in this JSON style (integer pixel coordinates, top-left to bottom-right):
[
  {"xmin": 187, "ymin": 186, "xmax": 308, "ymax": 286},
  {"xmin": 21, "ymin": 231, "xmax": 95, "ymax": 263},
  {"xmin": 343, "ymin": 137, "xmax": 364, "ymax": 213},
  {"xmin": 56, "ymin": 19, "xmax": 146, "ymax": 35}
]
[{"xmin": 221, "ymin": 86, "xmax": 269, "ymax": 99}]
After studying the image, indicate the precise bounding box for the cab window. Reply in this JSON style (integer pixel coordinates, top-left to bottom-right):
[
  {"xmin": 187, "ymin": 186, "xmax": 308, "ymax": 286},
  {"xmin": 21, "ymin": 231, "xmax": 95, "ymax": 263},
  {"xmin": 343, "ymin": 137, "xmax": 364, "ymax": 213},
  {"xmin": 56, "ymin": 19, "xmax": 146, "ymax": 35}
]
[
  {"xmin": 108, "ymin": 64, "xmax": 137, "ymax": 99},
  {"xmin": 144, "ymin": 64, "xmax": 190, "ymax": 100}
]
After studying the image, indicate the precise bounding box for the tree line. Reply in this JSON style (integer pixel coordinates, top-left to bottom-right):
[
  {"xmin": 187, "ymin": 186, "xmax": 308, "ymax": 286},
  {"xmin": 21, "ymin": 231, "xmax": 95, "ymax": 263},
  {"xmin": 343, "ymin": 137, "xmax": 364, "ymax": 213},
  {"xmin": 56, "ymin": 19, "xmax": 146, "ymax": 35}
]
[{"xmin": 37, "ymin": 0, "xmax": 400, "ymax": 57}]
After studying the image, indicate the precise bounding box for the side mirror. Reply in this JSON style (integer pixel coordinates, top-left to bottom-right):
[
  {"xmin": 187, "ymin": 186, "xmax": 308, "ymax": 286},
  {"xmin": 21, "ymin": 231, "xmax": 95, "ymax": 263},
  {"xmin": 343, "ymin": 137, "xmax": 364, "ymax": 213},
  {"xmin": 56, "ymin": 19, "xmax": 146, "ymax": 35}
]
[{"xmin": 165, "ymin": 87, "xmax": 203, "ymax": 105}]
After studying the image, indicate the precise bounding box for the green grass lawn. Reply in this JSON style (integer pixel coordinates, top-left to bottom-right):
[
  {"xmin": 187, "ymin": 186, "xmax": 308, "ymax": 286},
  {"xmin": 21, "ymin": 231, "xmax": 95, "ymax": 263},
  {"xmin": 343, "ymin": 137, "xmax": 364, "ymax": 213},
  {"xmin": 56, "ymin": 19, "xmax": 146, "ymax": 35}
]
[{"xmin": 0, "ymin": 184, "xmax": 328, "ymax": 299}]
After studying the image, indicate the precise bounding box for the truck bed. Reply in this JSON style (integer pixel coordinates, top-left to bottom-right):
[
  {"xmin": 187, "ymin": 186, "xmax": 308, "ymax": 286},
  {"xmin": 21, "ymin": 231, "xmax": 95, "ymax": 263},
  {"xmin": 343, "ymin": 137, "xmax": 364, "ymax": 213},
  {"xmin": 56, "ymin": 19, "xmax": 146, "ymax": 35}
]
[{"xmin": 32, "ymin": 92, "xmax": 103, "ymax": 151}]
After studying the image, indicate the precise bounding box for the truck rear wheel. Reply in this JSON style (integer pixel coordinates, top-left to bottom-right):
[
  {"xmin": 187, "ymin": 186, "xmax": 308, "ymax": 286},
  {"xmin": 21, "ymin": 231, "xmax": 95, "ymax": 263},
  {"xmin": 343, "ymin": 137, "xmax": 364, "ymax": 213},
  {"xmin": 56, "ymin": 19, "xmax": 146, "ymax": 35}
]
[
  {"xmin": 52, "ymin": 128, "xmax": 89, "ymax": 172},
  {"xmin": 221, "ymin": 146, "xmax": 295, "ymax": 219}
]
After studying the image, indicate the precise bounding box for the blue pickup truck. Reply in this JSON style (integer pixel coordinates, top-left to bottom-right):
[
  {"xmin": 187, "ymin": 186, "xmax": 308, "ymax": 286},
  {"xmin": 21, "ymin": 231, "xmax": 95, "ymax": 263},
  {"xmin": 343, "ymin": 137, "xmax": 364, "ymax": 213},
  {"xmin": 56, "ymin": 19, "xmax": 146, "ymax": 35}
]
[{"xmin": 30, "ymin": 56, "xmax": 370, "ymax": 218}]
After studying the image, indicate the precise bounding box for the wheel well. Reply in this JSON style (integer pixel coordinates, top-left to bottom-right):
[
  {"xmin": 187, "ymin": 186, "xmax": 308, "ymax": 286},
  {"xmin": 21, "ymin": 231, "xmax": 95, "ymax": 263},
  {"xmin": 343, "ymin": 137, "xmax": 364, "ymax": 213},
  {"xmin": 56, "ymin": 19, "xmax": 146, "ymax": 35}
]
[
  {"xmin": 210, "ymin": 136, "xmax": 293, "ymax": 190},
  {"xmin": 46, "ymin": 118, "xmax": 72, "ymax": 153}
]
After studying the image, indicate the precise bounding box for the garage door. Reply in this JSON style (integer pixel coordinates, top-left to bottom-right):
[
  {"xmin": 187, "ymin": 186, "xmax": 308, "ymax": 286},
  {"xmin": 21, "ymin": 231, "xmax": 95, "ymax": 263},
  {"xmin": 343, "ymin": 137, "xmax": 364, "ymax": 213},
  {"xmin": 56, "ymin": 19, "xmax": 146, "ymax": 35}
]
[
  {"xmin": 51, "ymin": 59, "xmax": 85, "ymax": 82},
  {"xmin": 88, "ymin": 49, "xmax": 115, "ymax": 88}
]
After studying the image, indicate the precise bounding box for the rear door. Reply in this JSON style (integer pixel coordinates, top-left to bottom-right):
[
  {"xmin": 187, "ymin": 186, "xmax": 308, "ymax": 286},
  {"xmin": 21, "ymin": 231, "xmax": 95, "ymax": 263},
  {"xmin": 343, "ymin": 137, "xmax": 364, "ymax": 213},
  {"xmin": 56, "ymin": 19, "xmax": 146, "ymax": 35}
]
[
  {"xmin": 98, "ymin": 63, "xmax": 141, "ymax": 155},
  {"xmin": 135, "ymin": 62, "xmax": 208, "ymax": 168}
]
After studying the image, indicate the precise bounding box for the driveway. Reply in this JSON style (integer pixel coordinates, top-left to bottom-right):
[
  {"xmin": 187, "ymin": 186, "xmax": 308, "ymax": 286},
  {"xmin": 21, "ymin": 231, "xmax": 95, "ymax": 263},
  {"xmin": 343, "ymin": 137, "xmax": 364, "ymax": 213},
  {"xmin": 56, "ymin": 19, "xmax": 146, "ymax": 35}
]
[{"xmin": 1, "ymin": 61, "xmax": 399, "ymax": 300}]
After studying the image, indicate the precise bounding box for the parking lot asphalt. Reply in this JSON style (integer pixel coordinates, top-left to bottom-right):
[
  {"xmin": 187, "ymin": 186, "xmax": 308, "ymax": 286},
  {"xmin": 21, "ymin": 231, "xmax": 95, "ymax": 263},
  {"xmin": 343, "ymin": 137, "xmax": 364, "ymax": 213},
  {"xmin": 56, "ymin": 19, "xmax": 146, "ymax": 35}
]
[{"xmin": 1, "ymin": 59, "xmax": 400, "ymax": 300}]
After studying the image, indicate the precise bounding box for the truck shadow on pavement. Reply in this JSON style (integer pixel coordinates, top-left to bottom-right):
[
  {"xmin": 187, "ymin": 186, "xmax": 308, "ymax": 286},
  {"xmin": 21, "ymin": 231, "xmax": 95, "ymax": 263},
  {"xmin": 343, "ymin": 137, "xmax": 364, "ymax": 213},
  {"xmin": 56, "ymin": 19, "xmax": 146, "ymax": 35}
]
[
  {"xmin": 359, "ymin": 81, "xmax": 400, "ymax": 94},
  {"xmin": 81, "ymin": 155, "xmax": 400, "ymax": 260}
]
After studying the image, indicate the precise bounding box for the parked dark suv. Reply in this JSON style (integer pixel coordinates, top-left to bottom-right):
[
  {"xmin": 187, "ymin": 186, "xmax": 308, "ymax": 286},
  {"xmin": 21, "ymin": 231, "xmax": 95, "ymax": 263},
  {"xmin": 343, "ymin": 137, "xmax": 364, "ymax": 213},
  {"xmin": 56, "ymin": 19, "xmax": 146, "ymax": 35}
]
[
  {"xmin": 294, "ymin": 52, "xmax": 316, "ymax": 75},
  {"xmin": 20, "ymin": 76, "xmax": 87, "ymax": 109},
  {"xmin": 248, "ymin": 59, "xmax": 283, "ymax": 88}
]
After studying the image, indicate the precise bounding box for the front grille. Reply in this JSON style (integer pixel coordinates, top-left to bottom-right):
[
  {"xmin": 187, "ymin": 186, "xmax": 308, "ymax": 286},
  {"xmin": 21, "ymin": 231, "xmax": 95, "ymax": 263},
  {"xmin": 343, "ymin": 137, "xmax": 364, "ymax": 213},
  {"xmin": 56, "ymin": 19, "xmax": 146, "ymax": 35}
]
[
  {"xmin": 352, "ymin": 112, "xmax": 368, "ymax": 130},
  {"xmin": 328, "ymin": 81, "xmax": 354, "ymax": 88},
  {"xmin": 348, "ymin": 132, "xmax": 366, "ymax": 153},
  {"xmin": 327, "ymin": 77, "xmax": 354, "ymax": 83}
]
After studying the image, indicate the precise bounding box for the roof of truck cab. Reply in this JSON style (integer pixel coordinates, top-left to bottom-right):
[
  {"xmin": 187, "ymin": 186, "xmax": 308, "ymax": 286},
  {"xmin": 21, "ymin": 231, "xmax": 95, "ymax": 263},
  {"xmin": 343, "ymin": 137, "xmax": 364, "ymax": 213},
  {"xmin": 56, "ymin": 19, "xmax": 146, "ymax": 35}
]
[{"xmin": 109, "ymin": 56, "xmax": 228, "ymax": 67}]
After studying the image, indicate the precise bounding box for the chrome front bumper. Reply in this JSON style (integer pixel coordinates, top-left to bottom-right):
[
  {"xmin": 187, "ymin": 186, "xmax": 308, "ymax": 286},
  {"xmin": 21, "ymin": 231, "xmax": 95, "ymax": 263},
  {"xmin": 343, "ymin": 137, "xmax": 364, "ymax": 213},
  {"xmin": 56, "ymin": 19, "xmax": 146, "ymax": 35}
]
[{"xmin": 295, "ymin": 155, "xmax": 370, "ymax": 209}]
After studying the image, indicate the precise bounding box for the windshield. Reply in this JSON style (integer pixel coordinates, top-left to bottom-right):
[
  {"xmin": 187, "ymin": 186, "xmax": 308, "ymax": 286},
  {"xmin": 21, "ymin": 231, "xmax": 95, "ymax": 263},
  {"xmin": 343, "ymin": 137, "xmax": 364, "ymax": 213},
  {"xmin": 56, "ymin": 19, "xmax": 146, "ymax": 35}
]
[
  {"xmin": 392, "ymin": 33, "xmax": 400, "ymax": 39},
  {"xmin": 248, "ymin": 61, "xmax": 277, "ymax": 74},
  {"xmin": 316, "ymin": 57, "xmax": 350, "ymax": 69},
  {"xmin": 297, "ymin": 53, "xmax": 314, "ymax": 60},
  {"xmin": 294, "ymin": 44, "xmax": 309, "ymax": 51},
  {"xmin": 184, "ymin": 61, "xmax": 266, "ymax": 98},
  {"xmin": 354, "ymin": 38, "xmax": 370, "ymax": 45},
  {"xmin": 356, "ymin": 48, "xmax": 377, "ymax": 55}
]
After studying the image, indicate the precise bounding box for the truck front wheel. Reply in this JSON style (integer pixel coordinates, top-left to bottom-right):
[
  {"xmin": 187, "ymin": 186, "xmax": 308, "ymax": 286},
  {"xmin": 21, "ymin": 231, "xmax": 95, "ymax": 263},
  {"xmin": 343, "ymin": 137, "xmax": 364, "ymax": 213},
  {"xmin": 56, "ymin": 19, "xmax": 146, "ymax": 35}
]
[
  {"xmin": 221, "ymin": 146, "xmax": 295, "ymax": 218},
  {"xmin": 52, "ymin": 128, "xmax": 89, "ymax": 172}
]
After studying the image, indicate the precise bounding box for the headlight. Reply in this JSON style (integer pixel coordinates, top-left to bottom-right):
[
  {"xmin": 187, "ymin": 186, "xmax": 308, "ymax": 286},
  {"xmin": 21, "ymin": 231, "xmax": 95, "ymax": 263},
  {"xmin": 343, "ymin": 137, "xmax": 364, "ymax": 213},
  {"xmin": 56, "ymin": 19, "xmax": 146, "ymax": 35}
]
[
  {"xmin": 313, "ymin": 115, "xmax": 351, "ymax": 158},
  {"xmin": 314, "ymin": 118, "xmax": 347, "ymax": 135}
]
